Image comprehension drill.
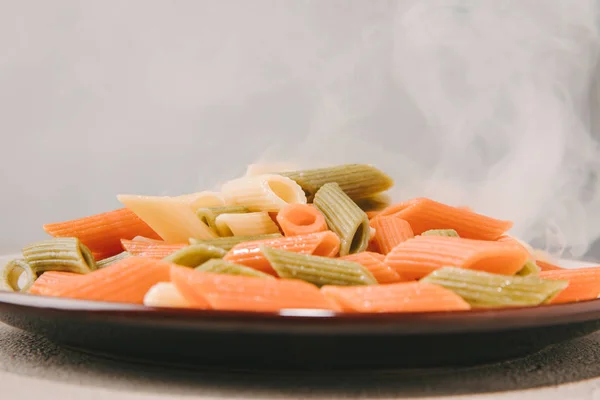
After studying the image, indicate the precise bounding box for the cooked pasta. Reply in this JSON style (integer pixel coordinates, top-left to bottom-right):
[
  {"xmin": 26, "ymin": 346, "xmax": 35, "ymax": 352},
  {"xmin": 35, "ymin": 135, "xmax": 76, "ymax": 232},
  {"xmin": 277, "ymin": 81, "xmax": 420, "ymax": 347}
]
[
  {"xmin": 421, "ymin": 267, "xmax": 568, "ymax": 307},
  {"xmin": 221, "ymin": 174, "xmax": 306, "ymax": 212},
  {"xmin": 516, "ymin": 260, "xmax": 541, "ymax": 276},
  {"xmin": 262, "ymin": 246, "xmax": 377, "ymax": 287},
  {"xmin": 276, "ymin": 204, "xmax": 327, "ymax": 236},
  {"xmin": 143, "ymin": 282, "xmax": 189, "ymax": 308},
  {"xmin": 380, "ymin": 198, "xmax": 512, "ymax": 240},
  {"xmin": 385, "ymin": 235, "xmax": 529, "ymax": 280},
  {"xmin": 118, "ymin": 195, "xmax": 216, "ymax": 242},
  {"xmin": 189, "ymin": 233, "xmax": 282, "ymax": 251},
  {"xmin": 355, "ymin": 193, "xmax": 393, "ymax": 212},
  {"xmin": 96, "ymin": 251, "xmax": 131, "ymax": 269},
  {"xmin": 223, "ymin": 231, "xmax": 341, "ymax": 274},
  {"xmin": 176, "ymin": 191, "xmax": 225, "ymax": 209},
  {"xmin": 421, "ymin": 229, "xmax": 460, "ymax": 237},
  {"xmin": 214, "ymin": 212, "xmax": 281, "ymax": 237},
  {"xmin": 1, "ymin": 259, "xmax": 35, "ymax": 292},
  {"xmin": 313, "ymin": 183, "xmax": 370, "ymax": 256},
  {"xmin": 23, "ymin": 238, "xmax": 96, "ymax": 275},
  {"xmin": 29, "ymin": 271, "xmax": 80, "ymax": 296},
  {"xmin": 196, "ymin": 258, "xmax": 275, "ymax": 278},
  {"xmin": 280, "ymin": 164, "xmax": 394, "ymax": 201},
  {"xmin": 196, "ymin": 206, "xmax": 249, "ymax": 232},
  {"xmin": 340, "ymin": 252, "xmax": 403, "ymax": 284},
  {"xmin": 163, "ymin": 244, "xmax": 227, "ymax": 268},
  {"xmin": 540, "ymin": 267, "xmax": 600, "ymax": 304},
  {"xmin": 370, "ymin": 216, "xmax": 414, "ymax": 255},
  {"xmin": 121, "ymin": 240, "xmax": 186, "ymax": 259}
]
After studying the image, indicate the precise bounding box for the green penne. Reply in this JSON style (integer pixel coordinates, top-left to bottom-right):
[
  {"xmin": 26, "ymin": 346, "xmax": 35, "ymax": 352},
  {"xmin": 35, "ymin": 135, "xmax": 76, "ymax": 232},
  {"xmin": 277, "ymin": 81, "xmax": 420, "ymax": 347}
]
[
  {"xmin": 196, "ymin": 205, "xmax": 249, "ymax": 232},
  {"xmin": 22, "ymin": 237, "xmax": 96, "ymax": 275},
  {"xmin": 262, "ymin": 246, "xmax": 377, "ymax": 287},
  {"xmin": 354, "ymin": 193, "xmax": 392, "ymax": 212},
  {"xmin": 421, "ymin": 267, "xmax": 568, "ymax": 307},
  {"xmin": 163, "ymin": 244, "xmax": 227, "ymax": 267},
  {"xmin": 516, "ymin": 260, "xmax": 541, "ymax": 276},
  {"xmin": 313, "ymin": 182, "xmax": 369, "ymax": 256},
  {"xmin": 279, "ymin": 164, "xmax": 394, "ymax": 201},
  {"xmin": 196, "ymin": 258, "xmax": 274, "ymax": 278},
  {"xmin": 1, "ymin": 259, "xmax": 35, "ymax": 292},
  {"xmin": 188, "ymin": 233, "xmax": 282, "ymax": 251},
  {"xmin": 421, "ymin": 229, "xmax": 460, "ymax": 237},
  {"xmin": 96, "ymin": 251, "xmax": 131, "ymax": 269}
]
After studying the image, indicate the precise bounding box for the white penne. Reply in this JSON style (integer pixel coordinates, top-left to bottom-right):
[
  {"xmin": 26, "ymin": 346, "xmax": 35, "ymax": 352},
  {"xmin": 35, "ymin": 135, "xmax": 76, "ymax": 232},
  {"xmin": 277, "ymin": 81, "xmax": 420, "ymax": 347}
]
[
  {"xmin": 221, "ymin": 174, "xmax": 307, "ymax": 212},
  {"xmin": 215, "ymin": 212, "xmax": 281, "ymax": 237},
  {"xmin": 143, "ymin": 282, "xmax": 189, "ymax": 308},
  {"xmin": 245, "ymin": 162, "xmax": 298, "ymax": 176},
  {"xmin": 118, "ymin": 194, "xmax": 217, "ymax": 243},
  {"xmin": 176, "ymin": 191, "xmax": 225, "ymax": 209}
]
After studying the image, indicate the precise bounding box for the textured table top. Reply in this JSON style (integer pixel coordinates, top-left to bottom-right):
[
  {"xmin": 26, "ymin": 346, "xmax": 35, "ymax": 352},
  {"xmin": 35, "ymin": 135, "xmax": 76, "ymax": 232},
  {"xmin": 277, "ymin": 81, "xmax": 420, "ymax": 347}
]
[{"xmin": 2, "ymin": 323, "xmax": 600, "ymax": 399}]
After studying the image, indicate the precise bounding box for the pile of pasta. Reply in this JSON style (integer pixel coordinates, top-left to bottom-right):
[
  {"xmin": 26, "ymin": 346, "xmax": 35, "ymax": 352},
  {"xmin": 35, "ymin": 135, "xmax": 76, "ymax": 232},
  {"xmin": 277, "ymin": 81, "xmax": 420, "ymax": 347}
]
[{"xmin": 2, "ymin": 164, "xmax": 600, "ymax": 313}]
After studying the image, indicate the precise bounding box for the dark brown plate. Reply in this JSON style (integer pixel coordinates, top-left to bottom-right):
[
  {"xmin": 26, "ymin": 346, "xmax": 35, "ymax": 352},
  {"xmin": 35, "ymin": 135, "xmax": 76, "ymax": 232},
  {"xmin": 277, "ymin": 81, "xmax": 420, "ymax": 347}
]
[{"xmin": 2, "ymin": 286, "xmax": 600, "ymax": 370}]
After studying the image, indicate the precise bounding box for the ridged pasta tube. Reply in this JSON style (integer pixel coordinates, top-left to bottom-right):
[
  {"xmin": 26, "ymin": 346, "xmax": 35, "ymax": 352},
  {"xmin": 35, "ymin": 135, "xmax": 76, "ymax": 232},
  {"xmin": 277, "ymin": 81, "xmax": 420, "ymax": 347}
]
[
  {"xmin": 96, "ymin": 251, "xmax": 131, "ymax": 269},
  {"xmin": 221, "ymin": 174, "xmax": 307, "ymax": 212},
  {"xmin": 280, "ymin": 164, "xmax": 394, "ymax": 201},
  {"xmin": 262, "ymin": 246, "xmax": 377, "ymax": 287},
  {"xmin": 1, "ymin": 259, "xmax": 35, "ymax": 292},
  {"xmin": 421, "ymin": 267, "xmax": 568, "ymax": 307},
  {"xmin": 313, "ymin": 182, "xmax": 370, "ymax": 256},
  {"xmin": 196, "ymin": 206, "xmax": 249, "ymax": 232},
  {"xmin": 143, "ymin": 282, "xmax": 189, "ymax": 308},
  {"xmin": 214, "ymin": 212, "xmax": 280, "ymax": 237},
  {"xmin": 22, "ymin": 237, "xmax": 96, "ymax": 275},
  {"xmin": 516, "ymin": 260, "xmax": 541, "ymax": 276},
  {"xmin": 189, "ymin": 233, "xmax": 282, "ymax": 251},
  {"xmin": 163, "ymin": 244, "xmax": 227, "ymax": 267},
  {"xmin": 421, "ymin": 229, "xmax": 460, "ymax": 237},
  {"xmin": 196, "ymin": 258, "xmax": 274, "ymax": 278}
]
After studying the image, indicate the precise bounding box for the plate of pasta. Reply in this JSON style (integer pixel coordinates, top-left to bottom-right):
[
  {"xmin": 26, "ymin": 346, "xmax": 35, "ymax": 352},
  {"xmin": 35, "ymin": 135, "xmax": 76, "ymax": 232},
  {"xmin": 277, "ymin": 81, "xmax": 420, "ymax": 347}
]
[{"xmin": 1, "ymin": 164, "xmax": 600, "ymax": 369}]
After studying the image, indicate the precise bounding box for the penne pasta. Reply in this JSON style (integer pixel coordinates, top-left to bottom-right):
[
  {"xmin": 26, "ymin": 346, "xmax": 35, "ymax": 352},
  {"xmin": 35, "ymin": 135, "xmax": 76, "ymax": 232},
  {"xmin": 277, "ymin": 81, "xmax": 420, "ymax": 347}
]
[
  {"xmin": 143, "ymin": 282, "xmax": 189, "ymax": 308},
  {"xmin": 516, "ymin": 260, "xmax": 541, "ymax": 276},
  {"xmin": 340, "ymin": 252, "xmax": 403, "ymax": 284},
  {"xmin": 384, "ymin": 235, "xmax": 530, "ymax": 280},
  {"xmin": 214, "ymin": 212, "xmax": 281, "ymax": 237},
  {"xmin": 262, "ymin": 246, "xmax": 377, "ymax": 287},
  {"xmin": 96, "ymin": 251, "xmax": 131, "ymax": 269},
  {"xmin": 189, "ymin": 233, "xmax": 282, "ymax": 251},
  {"xmin": 313, "ymin": 183, "xmax": 370, "ymax": 256},
  {"xmin": 118, "ymin": 194, "xmax": 217, "ymax": 243},
  {"xmin": 170, "ymin": 266, "xmax": 336, "ymax": 312},
  {"xmin": 421, "ymin": 229, "xmax": 460, "ymax": 238},
  {"xmin": 196, "ymin": 206, "xmax": 249, "ymax": 232},
  {"xmin": 163, "ymin": 244, "xmax": 227, "ymax": 268},
  {"xmin": 23, "ymin": 237, "xmax": 97, "ymax": 275},
  {"xmin": 280, "ymin": 164, "xmax": 394, "ymax": 201},
  {"xmin": 276, "ymin": 204, "xmax": 327, "ymax": 237},
  {"xmin": 355, "ymin": 193, "xmax": 393, "ymax": 212},
  {"xmin": 380, "ymin": 198, "xmax": 512, "ymax": 240},
  {"xmin": 175, "ymin": 191, "xmax": 225, "ymax": 209},
  {"xmin": 321, "ymin": 282, "xmax": 470, "ymax": 313},
  {"xmin": 221, "ymin": 174, "xmax": 307, "ymax": 212},
  {"xmin": 120, "ymin": 240, "xmax": 186, "ymax": 259},
  {"xmin": 369, "ymin": 216, "xmax": 414, "ymax": 255},
  {"xmin": 28, "ymin": 271, "xmax": 81, "ymax": 296},
  {"xmin": 421, "ymin": 267, "xmax": 568, "ymax": 308},
  {"xmin": 43, "ymin": 208, "xmax": 160, "ymax": 260},
  {"xmin": 223, "ymin": 231, "xmax": 341, "ymax": 274},
  {"xmin": 196, "ymin": 259, "xmax": 275, "ymax": 278},
  {"xmin": 1, "ymin": 259, "xmax": 35, "ymax": 292},
  {"xmin": 540, "ymin": 267, "xmax": 600, "ymax": 304}
]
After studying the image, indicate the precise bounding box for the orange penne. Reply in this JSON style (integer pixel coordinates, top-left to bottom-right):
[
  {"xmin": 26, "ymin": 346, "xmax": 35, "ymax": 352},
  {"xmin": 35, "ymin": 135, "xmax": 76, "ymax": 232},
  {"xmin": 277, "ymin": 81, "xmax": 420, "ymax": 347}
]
[
  {"xmin": 340, "ymin": 252, "xmax": 404, "ymax": 284},
  {"xmin": 29, "ymin": 271, "xmax": 82, "ymax": 296},
  {"xmin": 369, "ymin": 216, "xmax": 414, "ymax": 255},
  {"xmin": 321, "ymin": 282, "xmax": 470, "ymax": 313},
  {"xmin": 121, "ymin": 240, "xmax": 186, "ymax": 259},
  {"xmin": 37, "ymin": 257, "xmax": 172, "ymax": 304},
  {"xmin": 44, "ymin": 208, "xmax": 160, "ymax": 260},
  {"xmin": 366, "ymin": 211, "xmax": 382, "ymax": 220},
  {"xmin": 170, "ymin": 267, "xmax": 337, "ymax": 312},
  {"xmin": 276, "ymin": 204, "xmax": 327, "ymax": 236},
  {"xmin": 380, "ymin": 198, "xmax": 512, "ymax": 240},
  {"xmin": 384, "ymin": 236, "xmax": 529, "ymax": 280},
  {"xmin": 540, "ymin": 267, "xmax": 600, "ymax": 304},
  {"xmin": 223, "ymin": 231, "xmax": 341, "ymax": 274},
  {"xmin": 536, "ymin": 260, "xmax": 564, "ymax": 271}
]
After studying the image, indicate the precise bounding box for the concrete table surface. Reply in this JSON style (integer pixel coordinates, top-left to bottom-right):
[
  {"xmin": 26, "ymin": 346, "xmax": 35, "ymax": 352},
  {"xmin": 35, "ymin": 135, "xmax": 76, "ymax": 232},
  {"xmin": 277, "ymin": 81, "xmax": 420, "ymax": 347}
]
[{"xmin": 2, "ymin": 323, "xmax": 600, "ymax": 399}]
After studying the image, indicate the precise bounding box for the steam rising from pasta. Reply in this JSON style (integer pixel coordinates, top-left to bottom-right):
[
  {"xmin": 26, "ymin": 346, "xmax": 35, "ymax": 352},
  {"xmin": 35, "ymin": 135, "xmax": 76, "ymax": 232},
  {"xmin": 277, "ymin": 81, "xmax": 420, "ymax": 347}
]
[{"xmin": 2, "ymin": 1, "xmax": 600, "ymax": 257}]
